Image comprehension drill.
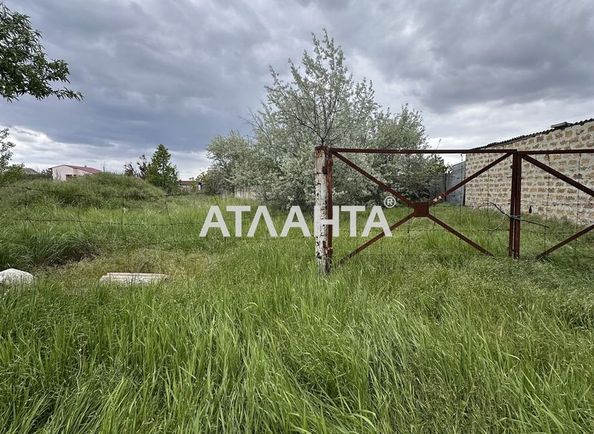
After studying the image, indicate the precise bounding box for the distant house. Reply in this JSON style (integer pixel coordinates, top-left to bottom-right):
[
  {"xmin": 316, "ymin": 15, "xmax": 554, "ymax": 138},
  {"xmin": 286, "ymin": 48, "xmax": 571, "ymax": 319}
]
[
  {"xmin": 51, "ymin": 165, "xmax": 101, "ymax": 181},
  {"xmin": 179, "ymin": 180, "xmax": 203, "ymax": 192}
]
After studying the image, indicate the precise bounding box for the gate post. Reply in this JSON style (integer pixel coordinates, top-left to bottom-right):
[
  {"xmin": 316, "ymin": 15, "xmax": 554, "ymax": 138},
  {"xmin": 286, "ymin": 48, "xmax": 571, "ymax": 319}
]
[
  {"xmin": 314, "ymin": 145, "xmax": 333, "ymax": 274},
  {"xmin": 508, "ymin": 152, "xmax": 522, "ymax": 258}
]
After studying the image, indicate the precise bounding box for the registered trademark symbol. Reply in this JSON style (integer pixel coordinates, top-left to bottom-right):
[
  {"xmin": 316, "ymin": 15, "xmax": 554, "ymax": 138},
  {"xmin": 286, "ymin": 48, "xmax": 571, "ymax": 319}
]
[{"xmin": 383, "ymin": 195, "xmax": 397, "ymax": 208}]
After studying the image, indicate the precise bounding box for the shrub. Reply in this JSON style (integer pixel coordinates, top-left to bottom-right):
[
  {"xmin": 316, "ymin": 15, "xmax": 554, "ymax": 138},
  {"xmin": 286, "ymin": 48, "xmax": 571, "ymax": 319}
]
[{"xmin": 0, "ymin": 229, "xmax": 100, "ymax": 269}]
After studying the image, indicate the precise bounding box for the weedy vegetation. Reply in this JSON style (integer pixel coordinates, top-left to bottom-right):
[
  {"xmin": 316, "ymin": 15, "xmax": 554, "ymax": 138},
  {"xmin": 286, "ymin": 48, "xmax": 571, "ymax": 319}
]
[{"xmin": 0, "ymin": 175, "xmax": 593, "ymax": 433}]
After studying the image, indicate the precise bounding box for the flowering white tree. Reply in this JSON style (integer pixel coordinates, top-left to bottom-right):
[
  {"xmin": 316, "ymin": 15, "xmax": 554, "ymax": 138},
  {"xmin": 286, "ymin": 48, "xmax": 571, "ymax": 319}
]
[
  {"xmin": 205, "ymin": 30, "xmax": 445, "ymax": 206},
  {"xmin": 249, "ymin": 30, "xmax": 380, "ymax": 206}
]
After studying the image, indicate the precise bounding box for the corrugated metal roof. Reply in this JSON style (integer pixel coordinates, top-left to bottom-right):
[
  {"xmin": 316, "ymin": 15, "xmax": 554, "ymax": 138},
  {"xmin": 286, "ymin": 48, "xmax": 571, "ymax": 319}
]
[{"xmin": 475, "ymin": 118, "xmax": 594, "ymax": 149}]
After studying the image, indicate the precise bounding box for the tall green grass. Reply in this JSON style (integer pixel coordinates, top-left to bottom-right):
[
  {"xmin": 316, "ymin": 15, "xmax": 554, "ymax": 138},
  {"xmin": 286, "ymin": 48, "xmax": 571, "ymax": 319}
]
[
  {"xmin": 1, "ymin": 173, "xmax": 165, "ymax": 208},
  {"xmin": 0, "ymin": 194, "xmax": 593, "ymax": 432}
]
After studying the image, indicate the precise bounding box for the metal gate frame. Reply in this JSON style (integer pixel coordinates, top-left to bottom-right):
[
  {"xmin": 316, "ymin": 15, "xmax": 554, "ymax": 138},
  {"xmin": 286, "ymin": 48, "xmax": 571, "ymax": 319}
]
[
  {"xmin": 314, "ymin": 146, "xmax": 594, "ymax": 273},
  {"xmin": 520, "ymin": 152, "xmax": 594, "ymax": 259}
]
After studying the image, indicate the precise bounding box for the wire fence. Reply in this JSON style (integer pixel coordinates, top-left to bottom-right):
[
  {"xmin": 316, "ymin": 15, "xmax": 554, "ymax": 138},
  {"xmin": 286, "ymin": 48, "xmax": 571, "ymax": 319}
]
[
  {"xmin": 0, "ymin": 185, "xmax": 590, "ymax": 234},
  {"xmin": 1, "ymin": 169, "xmax": 592, "ymax": 265}
]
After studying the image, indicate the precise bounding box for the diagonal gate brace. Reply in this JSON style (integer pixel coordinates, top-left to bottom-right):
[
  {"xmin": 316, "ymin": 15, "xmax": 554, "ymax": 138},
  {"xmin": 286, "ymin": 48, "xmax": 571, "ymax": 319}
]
[
  {"xmin": 331, "ymin": 149, "xmax": 499, "ymax": 266},
  {"xmin": 522, "ymin": 154, "xmax": 594, "ymax": 258}
]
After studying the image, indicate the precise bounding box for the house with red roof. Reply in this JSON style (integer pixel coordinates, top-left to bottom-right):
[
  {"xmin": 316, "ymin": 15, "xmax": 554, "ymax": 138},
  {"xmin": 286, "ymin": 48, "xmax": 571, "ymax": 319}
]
[{"xmin": 50, "ymin": 164, "xmax": 102, "ymax": 181}]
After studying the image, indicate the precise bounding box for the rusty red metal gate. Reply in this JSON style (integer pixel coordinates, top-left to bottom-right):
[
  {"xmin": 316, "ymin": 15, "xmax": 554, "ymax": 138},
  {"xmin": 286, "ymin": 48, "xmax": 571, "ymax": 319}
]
[
  {"xmin": 520, "ymin": 152, "xmax": 594, "ymax": 259},
  {"xmin": 314, "ymin": 146, "xmax": 594, "ymax": 272}
]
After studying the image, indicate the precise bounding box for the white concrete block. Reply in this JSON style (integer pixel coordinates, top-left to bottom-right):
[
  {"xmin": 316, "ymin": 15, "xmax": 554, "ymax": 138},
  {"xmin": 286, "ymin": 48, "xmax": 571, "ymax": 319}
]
[
  {"xmin": 99, "ymin": 272, "xmax": 168, "ymax": 285},
  {"xmin": 0, "ymin": 268, "xmax": 34, "ymax": 286}
]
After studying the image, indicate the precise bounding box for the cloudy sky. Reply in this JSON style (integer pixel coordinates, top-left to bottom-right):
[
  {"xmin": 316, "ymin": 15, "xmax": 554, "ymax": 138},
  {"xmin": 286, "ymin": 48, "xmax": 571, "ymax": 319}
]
[{"xmin": 2, "ymin": 0, "xmax": 594, "ymax": 177}]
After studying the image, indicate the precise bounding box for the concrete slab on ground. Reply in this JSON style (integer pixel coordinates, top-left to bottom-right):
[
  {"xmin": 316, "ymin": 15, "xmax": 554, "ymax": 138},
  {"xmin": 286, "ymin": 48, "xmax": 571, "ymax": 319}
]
[{"xmin": 99, "ymin": 272, "xmax": 169, "ymax": 285}]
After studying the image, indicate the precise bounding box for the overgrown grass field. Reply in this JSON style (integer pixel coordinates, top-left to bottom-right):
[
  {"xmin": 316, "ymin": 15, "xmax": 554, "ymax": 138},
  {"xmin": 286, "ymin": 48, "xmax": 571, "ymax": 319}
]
[{"xmin": 1, "ymin": 176, "xmax": 593, "ymax": 433}]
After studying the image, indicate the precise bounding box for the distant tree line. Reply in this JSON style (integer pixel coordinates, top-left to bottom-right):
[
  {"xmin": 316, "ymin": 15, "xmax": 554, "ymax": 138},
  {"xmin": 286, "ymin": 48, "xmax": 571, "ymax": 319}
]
[{"xmin": 203, "ymin": 30, "xmax": 446, "ymax": 207}]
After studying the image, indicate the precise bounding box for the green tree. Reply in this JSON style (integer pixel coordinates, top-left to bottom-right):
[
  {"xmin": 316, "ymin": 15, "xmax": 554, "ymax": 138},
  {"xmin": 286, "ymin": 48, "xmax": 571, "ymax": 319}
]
[
  {"xmin": 123, "ymin": 162, "xmax": 135, "ymax": 177},
  {"xmin": 0, "ymin": 3, "xmax": 82, "ymax": 101},
  {"xmin": 199, "ymin": 167, "xmax": 225, "ymax": 195},
  {"xmin": 145, "ymin": 144, "xmax": 178, "ymax": 193},
  {"xmin": 0, "ymin": 128, "xmax": 13, "ymax": 170},
  {"xmin": 0, "ymin": 128, "xmax": 23, "ymax": 184},
  {"xmin": 39, "ymin": 167, "xmax": 52, "ymax": 179},
  {"xmin": 124, "ymin": 155, "xmax": 149, "ymax": 178},
  {"xmin": 206, "ymin": 131, "xmax": 253, "ymax": 194},
  {"xmin": 369, "ymin": 106, "xmax": 446, "ymax": 201}
]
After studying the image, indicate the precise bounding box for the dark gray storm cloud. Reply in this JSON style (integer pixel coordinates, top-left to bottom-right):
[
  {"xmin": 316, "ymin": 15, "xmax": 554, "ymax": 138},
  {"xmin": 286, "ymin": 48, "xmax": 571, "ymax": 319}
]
[
  {"xmin": 1, "ymin": 0, "xmax": 593, "ymax": 176},
  {"xmin": 311, "ymin": 0, "xmax": 594, "ymax": 110}
]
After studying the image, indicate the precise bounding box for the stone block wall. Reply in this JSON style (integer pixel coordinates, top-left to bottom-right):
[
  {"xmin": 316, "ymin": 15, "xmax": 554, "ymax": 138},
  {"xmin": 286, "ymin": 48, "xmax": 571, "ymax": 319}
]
[{"xmin": 465, "ymin": 120, "xmax": 594, "ymax": 224}]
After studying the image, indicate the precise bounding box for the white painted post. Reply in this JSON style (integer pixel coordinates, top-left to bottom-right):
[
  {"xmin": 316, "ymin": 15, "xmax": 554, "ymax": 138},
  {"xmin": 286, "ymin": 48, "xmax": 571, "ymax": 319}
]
[{"xmin": 314, "ymin": 145, "xmax": 333, "ymax": 274}]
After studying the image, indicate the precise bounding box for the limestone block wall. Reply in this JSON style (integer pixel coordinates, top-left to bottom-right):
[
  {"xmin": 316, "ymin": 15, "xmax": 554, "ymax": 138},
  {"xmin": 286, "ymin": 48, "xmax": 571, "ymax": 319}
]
[{"xmin": 465, "ymin": 120, "xmax": 594, "ymax": 225}]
